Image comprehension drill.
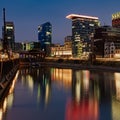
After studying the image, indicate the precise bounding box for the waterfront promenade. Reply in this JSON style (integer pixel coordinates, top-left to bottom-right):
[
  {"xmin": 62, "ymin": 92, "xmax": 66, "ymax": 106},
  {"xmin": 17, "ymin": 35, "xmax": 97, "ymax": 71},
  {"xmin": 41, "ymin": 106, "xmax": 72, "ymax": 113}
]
[
  {"xmin": 40, "ymin": 61, "xmax": 120, "ymax": 72},
  {"xmin": 19, "ymin": 55, "xmax": 120, "ymax": 72},
  {"xmin": 39, "ymin": 57, "xmax": 120, "ymax": 72}
]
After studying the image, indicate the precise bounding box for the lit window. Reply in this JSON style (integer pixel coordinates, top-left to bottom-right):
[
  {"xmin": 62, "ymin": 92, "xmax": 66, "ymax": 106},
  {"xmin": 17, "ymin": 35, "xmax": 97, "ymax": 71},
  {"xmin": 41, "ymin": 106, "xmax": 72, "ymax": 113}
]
[
  {"xmin": 46, "ymin": 32, "xmax": 51, "ymax": 35},
  {"xmin": 6, "ymin": 26, "xmax": 13, "ymax": 29},
  {"xmin": 7, "ymin": 37, "xmax": 11, "ymax": 39}
]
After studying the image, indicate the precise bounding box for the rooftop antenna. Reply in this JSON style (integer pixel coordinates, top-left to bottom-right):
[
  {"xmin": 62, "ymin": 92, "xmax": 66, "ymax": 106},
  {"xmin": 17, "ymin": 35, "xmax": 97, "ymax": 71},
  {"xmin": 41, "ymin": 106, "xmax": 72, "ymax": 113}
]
[
  {"xmin": 3, "ymin": 8, "xmax": 8, "ymax": 52},
  {"xmin": 2, "ymin": 8, "xmax": 10, "ymax": 60}
]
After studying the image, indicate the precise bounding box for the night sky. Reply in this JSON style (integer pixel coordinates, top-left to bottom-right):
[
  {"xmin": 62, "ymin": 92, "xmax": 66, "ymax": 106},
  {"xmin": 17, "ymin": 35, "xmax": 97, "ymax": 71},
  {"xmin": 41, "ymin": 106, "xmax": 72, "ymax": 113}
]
[{"xmin": 0, "ymin": 0, "xmax": 120, "ymax": 44}]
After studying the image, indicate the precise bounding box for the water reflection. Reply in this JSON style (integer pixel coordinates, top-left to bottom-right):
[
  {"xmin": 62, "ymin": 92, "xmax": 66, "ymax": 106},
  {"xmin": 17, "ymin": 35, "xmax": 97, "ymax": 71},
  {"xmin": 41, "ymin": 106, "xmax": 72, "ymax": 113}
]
[
  {"xmin": 51, "ymin": 68, "xmax": 72, "ymax": 89},
  {"xmin": 114, "ymin": 73, "xmax": 120, "ymax": 101},
  {"xmin": 19, "ymin": 67, "xmax": 51, "ymax": 108},
  {"xmin": 1, "ymin": 67, "xmax": 120, "ymax": 120},
  {"xmin": 65, "ymin": 70, "xmax": 99, "ymax": 120},
  {"xmin": 112, "ymin": 73, "xmax": 120, "ymax": 120}
]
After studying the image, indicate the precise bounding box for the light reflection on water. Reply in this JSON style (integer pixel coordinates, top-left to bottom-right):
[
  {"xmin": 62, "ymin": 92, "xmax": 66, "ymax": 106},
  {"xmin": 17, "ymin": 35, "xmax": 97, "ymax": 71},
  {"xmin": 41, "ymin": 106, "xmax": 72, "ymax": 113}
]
[{"xmin": 0, "ymin": 67, "xmax": 120, "ymax": 120}]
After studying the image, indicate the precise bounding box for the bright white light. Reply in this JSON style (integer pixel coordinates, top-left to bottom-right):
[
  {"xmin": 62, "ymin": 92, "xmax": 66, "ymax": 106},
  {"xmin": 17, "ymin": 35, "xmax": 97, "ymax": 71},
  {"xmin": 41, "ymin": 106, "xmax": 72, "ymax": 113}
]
[
  {"xmin": 66, "ymin": 14, "xmax": 99, "ymax": 20},
  {"xmin": 6, "ymin": 26, "xmax": 13, "ymax": 29}
]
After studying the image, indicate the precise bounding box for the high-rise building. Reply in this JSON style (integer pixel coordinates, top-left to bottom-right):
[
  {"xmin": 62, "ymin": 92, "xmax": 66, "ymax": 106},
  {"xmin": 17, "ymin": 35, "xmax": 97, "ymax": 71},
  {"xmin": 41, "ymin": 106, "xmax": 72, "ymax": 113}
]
[
  {"xmin": 2, "ymin": 22, "xmax": 15, "ymax": 51},
  {"xmin": 112, "ymin": 12, "xmax": 120, "ymax": 28},
  {"xmin": 38, "ymin": 22, "xmax": 52, "ymax": 56},
  {"xmin": 66, "ymin": 14, "xmax": 100, "ymax": 57}
]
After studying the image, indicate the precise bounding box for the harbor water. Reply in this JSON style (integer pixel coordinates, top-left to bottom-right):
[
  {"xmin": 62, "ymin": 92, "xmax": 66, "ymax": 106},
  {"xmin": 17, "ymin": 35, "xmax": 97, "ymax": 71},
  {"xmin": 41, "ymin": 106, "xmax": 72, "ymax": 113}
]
[{"xmin": 0, "ymin": 66, "xmax": 120, "ymax": 120}]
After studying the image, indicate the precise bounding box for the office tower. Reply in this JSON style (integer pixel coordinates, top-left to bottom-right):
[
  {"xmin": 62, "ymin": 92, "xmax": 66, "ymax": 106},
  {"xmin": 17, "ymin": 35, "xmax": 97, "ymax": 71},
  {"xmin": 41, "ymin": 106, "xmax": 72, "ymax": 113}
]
[
  {"xmin": 2, "ymin": 22, "xmax": 15, "ymax": 51},
  {"xmin": 112, "ymin": 12, "xmax": 120, "ymax": 27},
  {"xmin": 38, "ymin": 22, "xmax": 52, "ymax": 56},
  {"xmin": 66, "ymin": 14, "xmax": 100, "ymax": 57}
]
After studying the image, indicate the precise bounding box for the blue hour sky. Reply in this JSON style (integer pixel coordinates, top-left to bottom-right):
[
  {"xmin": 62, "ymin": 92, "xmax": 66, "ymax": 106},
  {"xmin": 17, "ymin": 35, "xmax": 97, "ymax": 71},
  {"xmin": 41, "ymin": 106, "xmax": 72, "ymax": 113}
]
[{"xmin": 0, "ymin": 0, "xmax": 120, "ymax": 44}]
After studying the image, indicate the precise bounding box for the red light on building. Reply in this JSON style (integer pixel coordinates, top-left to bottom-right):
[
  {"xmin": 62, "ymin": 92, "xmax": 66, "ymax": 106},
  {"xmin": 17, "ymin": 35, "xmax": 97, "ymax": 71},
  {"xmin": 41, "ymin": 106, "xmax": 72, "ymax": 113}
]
[
  {"xmin": 112, "ymin": 19, "xmax": 120, "ymax": 27},
  {"xmin": 112, "ymin": 12, "xmax": 120, "ymax": 27}
]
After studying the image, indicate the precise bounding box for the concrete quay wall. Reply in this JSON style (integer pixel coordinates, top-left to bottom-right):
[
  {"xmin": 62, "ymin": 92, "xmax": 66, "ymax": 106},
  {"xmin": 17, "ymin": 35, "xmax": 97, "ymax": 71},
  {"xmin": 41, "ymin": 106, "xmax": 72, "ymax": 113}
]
[
  {"xmin": 0, "ymin": 59, "xmax": 19, "ymax": 100},
  {"xmin": 0, "ymin": 59, "xmax": 19, "ymax": 78}
]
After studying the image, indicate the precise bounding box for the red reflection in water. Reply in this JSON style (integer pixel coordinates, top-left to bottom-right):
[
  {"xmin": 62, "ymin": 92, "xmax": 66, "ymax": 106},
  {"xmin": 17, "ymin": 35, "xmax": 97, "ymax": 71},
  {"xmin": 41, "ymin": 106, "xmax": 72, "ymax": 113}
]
[{"xmin": 65, "ymin": 98, "xmax": 99, "ymax": 120}]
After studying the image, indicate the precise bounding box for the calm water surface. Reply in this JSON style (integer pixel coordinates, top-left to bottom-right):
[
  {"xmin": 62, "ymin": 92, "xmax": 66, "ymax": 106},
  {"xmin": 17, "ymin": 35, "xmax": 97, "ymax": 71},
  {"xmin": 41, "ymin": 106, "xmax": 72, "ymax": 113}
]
[{"xmin": 1, "ymin": 66, "xmax": 120, "ymax": 120}]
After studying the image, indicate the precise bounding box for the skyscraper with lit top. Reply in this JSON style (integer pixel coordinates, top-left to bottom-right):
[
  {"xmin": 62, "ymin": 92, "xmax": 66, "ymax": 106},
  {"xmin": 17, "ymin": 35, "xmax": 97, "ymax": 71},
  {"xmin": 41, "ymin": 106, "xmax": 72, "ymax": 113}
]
[{"xmin": 66, "ymin": 14, "xmax": 100, "ymax": 57}]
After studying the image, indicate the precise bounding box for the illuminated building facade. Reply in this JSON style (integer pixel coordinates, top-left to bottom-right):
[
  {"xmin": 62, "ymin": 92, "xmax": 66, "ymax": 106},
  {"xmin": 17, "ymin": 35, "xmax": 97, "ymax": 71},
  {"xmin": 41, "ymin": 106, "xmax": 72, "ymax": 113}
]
[
  {"xmin": 38, "ymin": 22, "xmax": 52, "ymax": 56},
  {"xmin": 3, "ymin": 22, "xmax": 15, "ymax": 51},
  {"xmin": 66, "ymin": 14, "xmax": 100, "ymax": 57},
  {"xmin": 21, "ymin": 41, "xmax": 40, "ymax": 51},
  {"xmin": 112, "ymin": 12, "xmax": 120, "ymax": 28},
  {"xmin": 51, "ymin": 36, "xmax": 72, "ymax": 57},
  {"xmin": 94, "ymin": 26, "xmax": 120, "ymax": 58}
]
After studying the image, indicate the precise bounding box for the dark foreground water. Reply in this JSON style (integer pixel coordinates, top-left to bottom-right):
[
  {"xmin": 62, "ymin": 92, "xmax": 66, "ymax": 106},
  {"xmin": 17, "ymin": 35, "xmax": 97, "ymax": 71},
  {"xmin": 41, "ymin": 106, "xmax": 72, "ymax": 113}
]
[{"xmin": 0, "ymin": 66, "xmax": 120, "ymax": 120}]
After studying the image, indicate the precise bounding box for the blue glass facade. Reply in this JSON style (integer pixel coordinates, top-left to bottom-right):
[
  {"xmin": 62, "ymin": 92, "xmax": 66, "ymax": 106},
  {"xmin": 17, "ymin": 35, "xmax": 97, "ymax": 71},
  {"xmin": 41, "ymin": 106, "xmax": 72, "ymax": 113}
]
[{"xmin": 38, "ymin": 22, "xmax": 52, "ymax": 56}]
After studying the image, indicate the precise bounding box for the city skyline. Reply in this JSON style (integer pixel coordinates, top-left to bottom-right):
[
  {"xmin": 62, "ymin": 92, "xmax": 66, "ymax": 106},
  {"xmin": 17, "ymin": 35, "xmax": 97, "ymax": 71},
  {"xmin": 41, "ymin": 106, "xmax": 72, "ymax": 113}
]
[{"xmin": 0, "ymin": 0, "xmax": 120, "ymax": 44}]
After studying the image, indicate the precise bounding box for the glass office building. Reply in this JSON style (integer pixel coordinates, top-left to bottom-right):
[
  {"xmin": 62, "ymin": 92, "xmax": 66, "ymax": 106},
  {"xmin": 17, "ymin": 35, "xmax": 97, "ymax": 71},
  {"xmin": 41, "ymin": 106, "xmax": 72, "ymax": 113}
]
[
  {"xmin": 38, "ymin": 22, "xmax": 52, "ymax": 56},
  {"xmin": 66, "ymin": 14, "xmax": 100, "ymax": 57}
]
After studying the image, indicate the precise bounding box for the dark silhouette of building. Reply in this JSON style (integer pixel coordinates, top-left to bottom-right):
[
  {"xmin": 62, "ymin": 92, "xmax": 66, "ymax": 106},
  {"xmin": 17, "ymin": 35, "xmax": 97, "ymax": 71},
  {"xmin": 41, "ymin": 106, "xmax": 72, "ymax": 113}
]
[
  {"xmin": 2, "ymin": 22, "xmax": 15, "ymax": 51},
  {"xmin": 94, "ymin": 26, "xmax": 120, "ymax": 58},
  {"xmin": 38, "ymin": 22, "xmax": 52, "ymax": 56}
]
